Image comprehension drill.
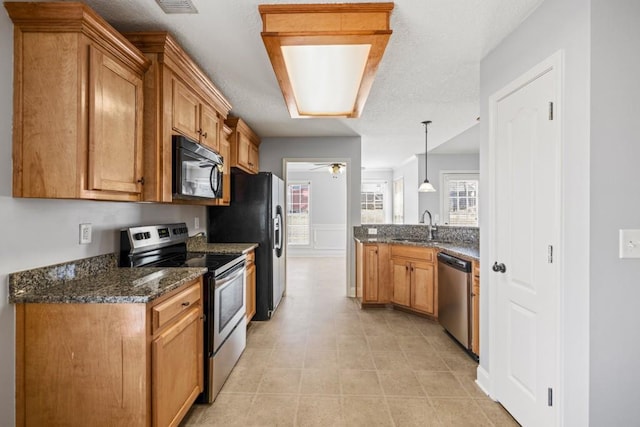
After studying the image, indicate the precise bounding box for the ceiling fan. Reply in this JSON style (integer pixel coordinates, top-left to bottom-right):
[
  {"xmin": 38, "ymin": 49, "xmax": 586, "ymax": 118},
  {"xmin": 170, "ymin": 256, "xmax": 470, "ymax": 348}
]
[{"xmin": 311, "ymin": 162, "xmax": 347, "ymax": 176}]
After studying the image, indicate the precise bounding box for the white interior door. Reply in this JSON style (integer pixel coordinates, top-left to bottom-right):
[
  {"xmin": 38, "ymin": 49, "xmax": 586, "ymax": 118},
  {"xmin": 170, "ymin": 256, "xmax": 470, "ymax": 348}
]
[{"xmin": 490, "ymin": 55, "xmax": 561, "ymax": 426}]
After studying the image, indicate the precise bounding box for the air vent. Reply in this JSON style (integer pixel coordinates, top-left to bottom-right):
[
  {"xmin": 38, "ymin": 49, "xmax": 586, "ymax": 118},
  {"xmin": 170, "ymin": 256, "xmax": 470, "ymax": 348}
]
[{"xmin": 155, "ymin": 0, "xmax": 198, "ymax": 14}]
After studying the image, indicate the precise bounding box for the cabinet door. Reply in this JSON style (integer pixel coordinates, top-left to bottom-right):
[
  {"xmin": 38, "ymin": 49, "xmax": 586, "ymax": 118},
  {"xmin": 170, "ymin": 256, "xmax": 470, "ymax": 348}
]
[
  {"xmin": 363, "ymin": 245, "xmax": 379, "ymax": 302},
  {"xmin": 88, "ymin": 46, "xmax": 143, "ymax": 196},
  {"xmin": 248, "ymin": 142, "xmax": 259, "ymax": 173},
  {"xmin": 236, "ymin": 133, "xmax": 252, "ymax": 169},
  {"xmin": 152, "ymin": 306, "xmax": 203, "ymax": 427},
  {"xmin": 411, "ymin": 261, "xmax": 435, "ymax": 315},
  {"xmin": 391, "ymin": 258, "xmax": 411, "ymax": 307},
  {"xmin": 246, "ymin": 263, "xmax": 256, "ymax": 323},
  {"xmin": 172, "ymin": 79, "xmax": 200, "ymax": 141},
  {"xmin": 200, "ymin": 104, "xmax": 220, "ymax": 152}
]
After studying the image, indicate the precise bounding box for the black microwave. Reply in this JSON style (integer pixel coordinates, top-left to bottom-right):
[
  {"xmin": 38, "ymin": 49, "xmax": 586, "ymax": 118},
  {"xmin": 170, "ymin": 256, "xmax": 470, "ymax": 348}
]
[{"xmin": 172, "ymin": 135, "xmax": 223, "ymax": 200}]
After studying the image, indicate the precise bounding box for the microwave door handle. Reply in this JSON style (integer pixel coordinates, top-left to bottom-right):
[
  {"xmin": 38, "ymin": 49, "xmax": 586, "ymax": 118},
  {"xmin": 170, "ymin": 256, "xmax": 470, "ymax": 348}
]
[{"xmin": 209, "ymin": 166, "xmax": 221, "ymax": 195}]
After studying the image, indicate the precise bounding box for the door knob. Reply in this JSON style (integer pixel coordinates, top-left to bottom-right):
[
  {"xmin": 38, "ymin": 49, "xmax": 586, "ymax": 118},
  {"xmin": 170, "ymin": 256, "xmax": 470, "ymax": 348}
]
[{"xmin": 492, "ymin": 262, "xmax": 506, "ymax": 273}]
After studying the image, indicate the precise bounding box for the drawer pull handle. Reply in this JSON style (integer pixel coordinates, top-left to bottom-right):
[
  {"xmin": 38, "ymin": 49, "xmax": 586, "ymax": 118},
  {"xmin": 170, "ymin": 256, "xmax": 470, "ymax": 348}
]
[{"xmin": 181, "ymin": 301, "xmax": 190, "ymax": 307}]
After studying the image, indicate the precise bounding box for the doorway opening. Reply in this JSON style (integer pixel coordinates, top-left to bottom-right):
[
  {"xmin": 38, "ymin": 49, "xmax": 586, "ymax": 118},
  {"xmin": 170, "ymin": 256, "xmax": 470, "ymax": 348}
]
[{"xmin": 284, "ymin": 159, "xmax": 350, "ymax": 298}]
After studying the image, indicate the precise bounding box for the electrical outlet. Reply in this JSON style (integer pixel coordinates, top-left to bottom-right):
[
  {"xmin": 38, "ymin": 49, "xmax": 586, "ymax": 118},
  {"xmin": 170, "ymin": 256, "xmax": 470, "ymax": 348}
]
[
  {"xmin": 619, "ymin": 229, "xmax": 640, "ymax": 258},
  {"xmin": 194, "ymin": 216, "xmax": 200, "ymax": 230},
  {"xmin": 79, "ymin": 223, "xmax": 92, "ymax": 244},
  {"xmin": 367, "ymin": 228, "xmax": 378, "ymax": 235}
]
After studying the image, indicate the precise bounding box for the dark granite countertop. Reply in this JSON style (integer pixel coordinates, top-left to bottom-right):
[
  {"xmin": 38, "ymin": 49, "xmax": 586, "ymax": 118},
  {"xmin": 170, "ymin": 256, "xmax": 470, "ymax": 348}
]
[
  {"xmin": 186, "ymin": 236, "xmax": 258, "ymax": 254},
  {"xmin": 9, "ymin": 253, "xmax": 207, "ymax": 304},
  {"xmin": 354, "ymin": 237, "xmax": 479, "ymax": 262}
]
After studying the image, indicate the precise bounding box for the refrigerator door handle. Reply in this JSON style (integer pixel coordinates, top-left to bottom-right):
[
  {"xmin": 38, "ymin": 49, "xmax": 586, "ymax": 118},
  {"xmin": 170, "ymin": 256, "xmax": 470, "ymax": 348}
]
[{"xmin": 274, "ymin": 206, "xmax": 284, "ymax": 257}]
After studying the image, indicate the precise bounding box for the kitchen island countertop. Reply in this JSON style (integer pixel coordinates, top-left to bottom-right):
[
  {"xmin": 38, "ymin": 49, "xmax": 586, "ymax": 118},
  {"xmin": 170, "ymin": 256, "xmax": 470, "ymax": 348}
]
[{"xmin": 354, "ymin": 237, "xmax": 479, "ymax": 262}]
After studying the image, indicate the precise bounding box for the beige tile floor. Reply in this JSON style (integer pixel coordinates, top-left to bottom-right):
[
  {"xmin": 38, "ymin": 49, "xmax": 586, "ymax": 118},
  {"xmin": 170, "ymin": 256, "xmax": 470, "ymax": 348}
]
[{"xmin": 182, "ymin": 257, "xmax": 519, "ymax": 427}]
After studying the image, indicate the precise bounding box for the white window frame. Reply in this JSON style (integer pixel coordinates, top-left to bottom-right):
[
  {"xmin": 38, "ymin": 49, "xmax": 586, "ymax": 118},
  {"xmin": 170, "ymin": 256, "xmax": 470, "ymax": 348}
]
[
  {"xmin": 393, "ymin": 177, "xmax": 404, "ymax": 224},
  {"xmin": 361, "ymin": 180, "xmax": 389, "ymax": 224},
  {"xmin": 439, "ymin": 170, "xmax": 479, "ymax": 227},
  {"xmin": 286, "ymin": 181, "xmax": 311, "ymax": 246}
]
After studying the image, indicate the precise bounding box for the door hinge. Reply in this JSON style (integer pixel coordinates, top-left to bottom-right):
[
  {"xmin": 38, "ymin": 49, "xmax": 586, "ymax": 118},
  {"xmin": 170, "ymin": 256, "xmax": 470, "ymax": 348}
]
[
  {"xmin": 548, "ymin": 245, "xmax": 553, "ymax": 263},
  {"xmin": 549, "ymin": 102, "xmax": 554, "ymax": 120},
  {"xmin": 548, "ymin": 387, "xmax": 553, "ymax": 406}
]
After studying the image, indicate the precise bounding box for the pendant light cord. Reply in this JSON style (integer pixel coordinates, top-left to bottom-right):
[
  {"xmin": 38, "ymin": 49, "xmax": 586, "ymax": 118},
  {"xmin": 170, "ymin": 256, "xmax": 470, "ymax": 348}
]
[{"xmin": 422, "ymin": 120, "xmax": 432, "ymax": 181}]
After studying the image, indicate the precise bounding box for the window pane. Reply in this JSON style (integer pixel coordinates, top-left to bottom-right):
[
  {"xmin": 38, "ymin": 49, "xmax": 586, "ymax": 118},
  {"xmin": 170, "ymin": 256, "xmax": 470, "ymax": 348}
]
[
  {"xmin": 361, "ymin": 189, "xmax": 385, "ymax": 224},
  {"xmin": 444, "ymin": 176, "xmax": 479, "ymax": 226},
  {"xmin": 287, "ymin": 183, "xmax": 310, "ymax": 245}
]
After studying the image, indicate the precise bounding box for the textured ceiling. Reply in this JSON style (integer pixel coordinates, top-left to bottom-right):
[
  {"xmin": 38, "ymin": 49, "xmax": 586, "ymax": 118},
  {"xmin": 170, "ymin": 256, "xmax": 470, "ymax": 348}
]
[{"xmin": 21, "ymin": 0, "xmax": 544, "ymax": 168}]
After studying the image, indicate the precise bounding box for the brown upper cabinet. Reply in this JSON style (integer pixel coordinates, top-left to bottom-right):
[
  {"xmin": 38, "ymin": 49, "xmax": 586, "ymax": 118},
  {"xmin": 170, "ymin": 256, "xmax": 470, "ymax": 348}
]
[
  {"xmin": 6, "ymin": 2, "xmax": 150, "ymax": 201},
  {"xmin": 123, "ymin": 32, "xmax": 233, "ymax": 203},
  {"xmin": 225, "ymin": 117, "xmax": 261, "ymax": 174}
]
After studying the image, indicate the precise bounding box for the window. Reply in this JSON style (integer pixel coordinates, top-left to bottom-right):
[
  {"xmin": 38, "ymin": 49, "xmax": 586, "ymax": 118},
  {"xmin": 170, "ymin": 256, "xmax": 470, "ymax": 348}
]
[
  {"xmin": 361, "ymin": 181, "xmax": 386, "ymax": 224},
  {"xmin": 441, "ymin": 172, "xmax": 479, "ymax": 226},
  {"xmin": 287, "ymin": 182, "xmax": 310, "ymax": 245},
  {"xmin": 393, "ymin": 178, "xmax": 404, "ymax": 224}
]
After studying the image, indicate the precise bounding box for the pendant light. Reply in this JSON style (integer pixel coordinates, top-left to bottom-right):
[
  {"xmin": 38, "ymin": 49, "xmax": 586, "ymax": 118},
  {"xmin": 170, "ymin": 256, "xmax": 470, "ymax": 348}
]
[{"xmin": 418, "ymin": 120, "xmax": 436, "ymax": 192}]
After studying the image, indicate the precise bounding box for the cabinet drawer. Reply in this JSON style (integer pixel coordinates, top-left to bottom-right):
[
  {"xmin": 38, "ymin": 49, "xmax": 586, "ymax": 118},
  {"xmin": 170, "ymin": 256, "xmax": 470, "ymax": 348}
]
[
  {"xmin": 152, "ymin": 281, "xmax": 201, "ymax": 333},
  {"xmin": 390, "ymin": 245, "xmax": 435, "ymax": 262}
]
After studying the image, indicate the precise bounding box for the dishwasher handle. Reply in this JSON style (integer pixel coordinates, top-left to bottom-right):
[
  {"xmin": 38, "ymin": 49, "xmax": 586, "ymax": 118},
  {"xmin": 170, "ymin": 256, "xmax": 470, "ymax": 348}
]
[{"xmin": 437, "ymin": 252, "xmax": 472, "ymax": 273}]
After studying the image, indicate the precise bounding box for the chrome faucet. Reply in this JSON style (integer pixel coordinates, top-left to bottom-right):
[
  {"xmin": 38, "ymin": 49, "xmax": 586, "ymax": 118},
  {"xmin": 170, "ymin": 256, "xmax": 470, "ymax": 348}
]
[{"xmin": 420, "ymin": 209, "xmax": 437, "ymax": 240}]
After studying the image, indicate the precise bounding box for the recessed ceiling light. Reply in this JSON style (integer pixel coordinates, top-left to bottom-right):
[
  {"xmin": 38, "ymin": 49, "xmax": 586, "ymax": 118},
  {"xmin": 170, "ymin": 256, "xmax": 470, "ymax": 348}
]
[{"xmin": 155, "ymin": 0, "xmax": 198, "ymax": 14}]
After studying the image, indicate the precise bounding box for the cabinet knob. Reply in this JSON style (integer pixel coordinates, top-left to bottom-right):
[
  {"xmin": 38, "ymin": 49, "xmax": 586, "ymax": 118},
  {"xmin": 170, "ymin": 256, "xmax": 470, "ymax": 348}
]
[
  {"xmin": 137, "ymin": 177, "xmax": 145, "ymax": 185},
  {"xmin": 181, "ymin": 301, "xmax": 190, "ymax": 307},
  {"xmin": 202, "ymin": 132, "xmax": 208, "ymax": 138}
]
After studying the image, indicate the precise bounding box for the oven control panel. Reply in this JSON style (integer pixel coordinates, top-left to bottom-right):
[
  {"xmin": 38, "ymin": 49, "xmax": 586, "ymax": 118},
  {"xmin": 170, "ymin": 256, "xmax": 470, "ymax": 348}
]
[{"xmin": 121, "ymin": 222, "xmax": 190, "ymax": 254}]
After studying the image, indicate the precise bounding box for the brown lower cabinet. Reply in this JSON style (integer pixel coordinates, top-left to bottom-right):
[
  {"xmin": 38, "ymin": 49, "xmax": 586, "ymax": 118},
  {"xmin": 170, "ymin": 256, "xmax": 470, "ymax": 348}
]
[
  {"xmin": 355, "ymin": 241, "xmax": 438, "ymax": 317},
  {"xmin": 15, "ymin": 277, "xmax": 203, "ymax": 427},
  {"xmin": 390, "ymin": 245, "xmax": 438, "ymax": 317},
  {"xmin": 246, "ymin": 250, "xmax": 257, "ymax": 323},
  {"xmin": 355, "ymin": 241, "xmax": 391, "ymax": 305}
]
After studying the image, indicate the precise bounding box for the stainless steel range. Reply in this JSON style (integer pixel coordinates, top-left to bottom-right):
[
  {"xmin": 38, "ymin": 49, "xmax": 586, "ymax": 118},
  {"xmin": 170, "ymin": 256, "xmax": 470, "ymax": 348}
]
[{"xmin": 120, "ymin": 223, "xmax": 246, "ymax": 403}]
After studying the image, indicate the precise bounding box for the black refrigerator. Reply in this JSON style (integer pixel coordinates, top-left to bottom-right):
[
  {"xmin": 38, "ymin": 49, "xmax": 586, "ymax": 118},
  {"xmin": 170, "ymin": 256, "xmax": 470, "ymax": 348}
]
[{"xmin": 207, "ymin": 172, "xmax": 285, "ymax": 320}]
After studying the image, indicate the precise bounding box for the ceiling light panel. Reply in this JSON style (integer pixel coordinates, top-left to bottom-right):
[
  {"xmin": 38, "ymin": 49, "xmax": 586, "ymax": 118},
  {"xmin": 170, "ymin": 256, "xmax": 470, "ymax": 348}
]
[
  {"xmin": 281, "ymin": 44, "xmax": 371, "ymax": 116},
  {"xmin": 155, "ymin": 0, "xmax": 198, "ymax": 14},
  {"xmin": 259, "ymin": 3, "xmax": 394, "ymax": 119}
]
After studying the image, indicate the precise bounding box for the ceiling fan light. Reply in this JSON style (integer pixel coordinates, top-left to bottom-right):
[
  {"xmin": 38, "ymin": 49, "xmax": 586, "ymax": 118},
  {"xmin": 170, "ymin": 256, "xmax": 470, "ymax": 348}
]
[{"xmin": 418, "ymin": 180, "xmax": 436, "ymax": 192}]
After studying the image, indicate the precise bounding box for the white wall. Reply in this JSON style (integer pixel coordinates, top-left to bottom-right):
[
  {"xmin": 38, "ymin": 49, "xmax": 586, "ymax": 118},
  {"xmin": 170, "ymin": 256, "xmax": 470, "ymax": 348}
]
[
  {"xmin": 417, "ymin": 153, "xmax": 479, "ymax": 225},
  {"xmin": 590, "ymin": 0, "xmax": 640, "ymax": 424},
  {"xmin": 361, "ymin": 169, "xmax": 393, "ymax": 224},
  {"xmin": 392, "ymin": 156, "xmax": 419, "ymax": 224},
  {"xmin": 0, "ymin": 12, "xmax": 208, "ymax": 424},
  {"xmin": 287, "ymin": 170, "xmax": 347, "ymax": 257},
  {"xmin": 259, "ymin": 136, "xmax": 361, "ymax": 294},
  {"xmin": 479, "ymin": 0, "xmax": 590, "ymax": 424}
]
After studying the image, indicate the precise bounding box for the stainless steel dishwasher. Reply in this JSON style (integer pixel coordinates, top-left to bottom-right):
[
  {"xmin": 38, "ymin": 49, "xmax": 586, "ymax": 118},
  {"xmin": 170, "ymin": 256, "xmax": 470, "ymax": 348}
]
[{"xmin": 437, "ymin": 252, "xmax": 473, "ymax": 351}]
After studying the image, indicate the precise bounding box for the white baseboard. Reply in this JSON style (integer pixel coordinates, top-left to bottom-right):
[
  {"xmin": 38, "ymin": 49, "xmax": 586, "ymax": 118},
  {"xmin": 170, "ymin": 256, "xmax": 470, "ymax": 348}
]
[
  {"xmin": 287, "ymin": 250, "xmax": 346, "ymax": 258},
  {"xmin": 475, "ymin": 365, "xmax": 492, "ymax": 399}
]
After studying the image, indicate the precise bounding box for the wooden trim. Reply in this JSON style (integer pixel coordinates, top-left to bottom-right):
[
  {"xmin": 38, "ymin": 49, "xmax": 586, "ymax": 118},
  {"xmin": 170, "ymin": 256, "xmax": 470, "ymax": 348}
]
[
  {"xmin": 15, "ymin": 304, "xmax": 25, "ymax": 427},
  {"xmin": 4, "ymin": 2, "xmax": 150, "ymax": 74},
  {"xmin": 124, "ymin": 32, "xmax": 232, "ymax": 115},
  {"xmin": 258, "ymin": 2, "xmax": 393, "ymax": 118}
]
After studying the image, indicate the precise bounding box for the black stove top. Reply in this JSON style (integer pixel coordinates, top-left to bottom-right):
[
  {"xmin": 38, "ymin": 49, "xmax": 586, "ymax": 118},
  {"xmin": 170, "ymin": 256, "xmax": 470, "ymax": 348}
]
[{"xmin": 153, "ymin": 252, "xmax": 241, "ymax": 271}]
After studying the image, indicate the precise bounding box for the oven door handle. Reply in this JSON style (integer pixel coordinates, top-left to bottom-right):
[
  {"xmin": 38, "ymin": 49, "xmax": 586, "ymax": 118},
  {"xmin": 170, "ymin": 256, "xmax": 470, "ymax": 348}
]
[{"xmin": 214, "ymin": 263, "xmax": 245, "ymax": 289}]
